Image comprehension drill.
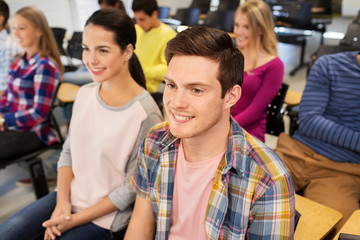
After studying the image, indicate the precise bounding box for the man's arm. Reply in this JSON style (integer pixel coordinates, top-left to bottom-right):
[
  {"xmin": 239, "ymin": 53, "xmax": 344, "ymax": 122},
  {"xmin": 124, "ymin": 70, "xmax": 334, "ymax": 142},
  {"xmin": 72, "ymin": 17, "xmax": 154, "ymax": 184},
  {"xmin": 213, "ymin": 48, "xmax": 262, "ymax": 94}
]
[
  {"xmin": 297, "ymin": 55, "xmax": 360, "ymax": 152},
  {"xmin": 248, "ymin": 173, "xmax": 295, "ymax": 239},
  {"xmin": 124, "ymin": 195, "xmax": 156, "ymax": 240}
]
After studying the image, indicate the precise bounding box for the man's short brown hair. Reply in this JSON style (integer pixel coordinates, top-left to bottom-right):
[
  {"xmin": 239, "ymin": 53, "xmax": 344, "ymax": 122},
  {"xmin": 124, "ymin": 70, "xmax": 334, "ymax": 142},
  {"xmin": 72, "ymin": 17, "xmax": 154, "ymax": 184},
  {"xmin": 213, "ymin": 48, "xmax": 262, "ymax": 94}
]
[{"xmin": 165, "ymin": 26, "xmax": 244, "ymax": 98}]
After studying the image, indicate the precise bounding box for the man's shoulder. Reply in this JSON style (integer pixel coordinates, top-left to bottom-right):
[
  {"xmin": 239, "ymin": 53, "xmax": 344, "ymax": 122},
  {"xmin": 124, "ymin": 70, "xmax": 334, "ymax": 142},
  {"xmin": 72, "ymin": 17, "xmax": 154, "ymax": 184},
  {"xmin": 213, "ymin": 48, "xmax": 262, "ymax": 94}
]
[
  {"xmin": 156, "ymin": 22, "xmax": 176, "ymax": 36},
  {"xmin": 146, "ymin": 121, "xmax": 170, "ymax": 141},
  {"xmin": 240, "ymin": 132, "xmax": 290, "ymax": 182}
]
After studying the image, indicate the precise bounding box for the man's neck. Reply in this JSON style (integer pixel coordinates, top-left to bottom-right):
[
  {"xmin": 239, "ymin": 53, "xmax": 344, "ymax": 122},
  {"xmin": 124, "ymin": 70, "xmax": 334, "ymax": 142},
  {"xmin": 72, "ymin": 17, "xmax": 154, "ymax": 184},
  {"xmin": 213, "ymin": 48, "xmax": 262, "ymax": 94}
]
[{"xmin": 181, "ymin": 119, "xmax": 231, "ymax": 163}]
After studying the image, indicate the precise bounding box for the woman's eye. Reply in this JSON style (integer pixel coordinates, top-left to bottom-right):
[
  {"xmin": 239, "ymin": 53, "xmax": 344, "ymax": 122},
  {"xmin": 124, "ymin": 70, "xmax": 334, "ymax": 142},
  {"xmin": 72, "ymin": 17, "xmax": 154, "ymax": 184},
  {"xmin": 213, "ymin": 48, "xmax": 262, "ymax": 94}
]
[{"xmin": 99, "ymin": 49, "xmax": 108, "ymax": 53}]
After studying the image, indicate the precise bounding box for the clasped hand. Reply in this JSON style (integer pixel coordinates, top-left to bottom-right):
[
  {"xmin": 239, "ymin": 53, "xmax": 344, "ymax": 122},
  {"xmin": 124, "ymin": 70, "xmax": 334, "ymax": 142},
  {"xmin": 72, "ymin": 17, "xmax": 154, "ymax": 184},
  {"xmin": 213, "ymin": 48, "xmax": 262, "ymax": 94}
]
[{"xmin": 42, "ymin": 202, "xmax": 74, "ymax": 240}]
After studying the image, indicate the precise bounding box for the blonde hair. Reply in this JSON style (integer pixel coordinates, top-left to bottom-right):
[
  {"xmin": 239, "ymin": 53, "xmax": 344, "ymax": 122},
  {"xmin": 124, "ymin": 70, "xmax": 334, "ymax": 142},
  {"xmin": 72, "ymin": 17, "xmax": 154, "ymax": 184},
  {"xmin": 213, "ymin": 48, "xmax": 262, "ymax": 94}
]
[
  {"xmin": 16, "ymin": 7, "xmax": 64, "ymax": 75},
  {"xmin": 235, "ymin": 0, "xmax": 277, "ymax": 71}
]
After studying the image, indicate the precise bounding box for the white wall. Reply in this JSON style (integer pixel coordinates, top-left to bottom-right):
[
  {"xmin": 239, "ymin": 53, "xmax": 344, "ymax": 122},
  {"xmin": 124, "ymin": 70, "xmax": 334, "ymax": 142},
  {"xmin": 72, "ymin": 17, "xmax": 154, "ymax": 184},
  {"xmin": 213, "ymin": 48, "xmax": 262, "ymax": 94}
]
[
  {"xmin": 342, "ymin": 0, "xmax": 360, "ymax": 17},
  {"xmin": 157, "ymin": 0, "xmax": 192, "ymax": 15}
]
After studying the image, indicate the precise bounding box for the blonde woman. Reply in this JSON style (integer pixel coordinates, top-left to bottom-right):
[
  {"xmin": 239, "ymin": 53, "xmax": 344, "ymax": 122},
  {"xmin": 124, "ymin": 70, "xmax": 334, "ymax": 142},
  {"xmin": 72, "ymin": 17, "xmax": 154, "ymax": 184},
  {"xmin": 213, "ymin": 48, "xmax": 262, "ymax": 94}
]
[
  {"xmin": 231, "ymin": 0, "xmax": 284, "ymax": 142},
  {"xmin": 0, "ymin": 7, "xmax": 63, "ymax": 159}
]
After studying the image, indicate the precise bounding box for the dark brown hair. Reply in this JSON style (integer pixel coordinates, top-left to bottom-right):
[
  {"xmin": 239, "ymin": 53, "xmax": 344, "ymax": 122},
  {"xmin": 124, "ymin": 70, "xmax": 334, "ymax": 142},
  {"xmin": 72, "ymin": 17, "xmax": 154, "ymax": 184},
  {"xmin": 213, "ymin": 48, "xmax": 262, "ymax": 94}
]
[
  {"xmin": 85, "ymin": 8, "xmax": 146, "ymax": 89},
  {"xmin": 165, "ymin": 26, "xmax": 244, "ymax": 98}
]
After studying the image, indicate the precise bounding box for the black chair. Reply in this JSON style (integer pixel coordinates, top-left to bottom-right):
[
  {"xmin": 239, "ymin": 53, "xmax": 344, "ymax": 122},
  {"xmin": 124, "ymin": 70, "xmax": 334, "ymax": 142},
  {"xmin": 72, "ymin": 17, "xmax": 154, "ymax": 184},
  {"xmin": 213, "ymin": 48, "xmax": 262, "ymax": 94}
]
[
  {"xmin": 65, "ymin": 31, "xmax": 83, "ymax": 72},
  {"xmin": 190, "ymin": 0, "xmax": 211, "ymax": 14},
  {"xmin": 0, "ymin": 83, "xmax": 65, "ymax": 199},
  {"xmin": 340, "ymin": 11, "xmax": 360, "ymax": 48},
  {"xmin": 217, "ymin": 0, "xmax": 240, "ymax": 11},
  {"xmin": 51, "ymin": 27, "xmax": 67, "ymax": 56},
  {"xmin": 203, "ymin": 10, "xmax": 235, "ymax": 33},
  {"xmin": 151, "ymin": 92, "xmax": 164, "ymax": 113},
  {"xmin": 158, "ymin": 6, "xmax": 170, "ymax": 19},
  {"xmin": 272, "ymin": 1, "xmax": 313, "ymax": 76},
  {"xmin": 174, "ymin": 8, "xmax": 201, "ymax": 26},
  {"xmin": 266, "ymin": 82, "xmax": 289, "ymax": 136}
]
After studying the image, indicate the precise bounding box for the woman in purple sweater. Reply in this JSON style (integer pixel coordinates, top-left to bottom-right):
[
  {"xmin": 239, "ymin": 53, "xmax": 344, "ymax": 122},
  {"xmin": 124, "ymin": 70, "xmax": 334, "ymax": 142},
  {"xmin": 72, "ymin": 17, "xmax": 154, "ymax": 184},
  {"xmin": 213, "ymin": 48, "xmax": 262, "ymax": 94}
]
[{"xmin": 231, "ymin": 0, "xmax": 284, "ymax": 142}]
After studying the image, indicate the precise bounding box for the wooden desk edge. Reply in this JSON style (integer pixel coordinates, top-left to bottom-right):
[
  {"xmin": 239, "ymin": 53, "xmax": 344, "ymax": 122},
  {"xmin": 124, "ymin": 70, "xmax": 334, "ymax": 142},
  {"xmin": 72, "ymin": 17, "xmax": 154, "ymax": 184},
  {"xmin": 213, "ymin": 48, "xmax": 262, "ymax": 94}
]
[
  {"xmin": 333, "ymin": 210, "xmax": 360, "ymax": 240},
  {"xmin": 285, "ymin": 89, "xmax": 302, "ymax": 106},
  {"xmin": 57, "ymin": 83, "xmax": 80, "ymax": 103}
]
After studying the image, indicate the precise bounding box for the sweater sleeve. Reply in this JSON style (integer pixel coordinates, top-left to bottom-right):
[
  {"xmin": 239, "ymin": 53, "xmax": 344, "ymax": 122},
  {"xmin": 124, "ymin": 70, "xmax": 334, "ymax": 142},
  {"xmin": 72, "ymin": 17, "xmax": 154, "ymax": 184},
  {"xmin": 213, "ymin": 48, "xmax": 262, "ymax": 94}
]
[
  {"xmin": 0, "ymin": 89, "xmax": 8, "ymax": 113},
  {"xmin": 232, "ymin": 58, "xmax": 284, "ymax": 128},
  {"xmin": 298, "ymin": 56, "xmax": 360, "ymax": 152},
  {"xmin": 108, "ymin": 111, "xmax": 163, "ymax": 210}
]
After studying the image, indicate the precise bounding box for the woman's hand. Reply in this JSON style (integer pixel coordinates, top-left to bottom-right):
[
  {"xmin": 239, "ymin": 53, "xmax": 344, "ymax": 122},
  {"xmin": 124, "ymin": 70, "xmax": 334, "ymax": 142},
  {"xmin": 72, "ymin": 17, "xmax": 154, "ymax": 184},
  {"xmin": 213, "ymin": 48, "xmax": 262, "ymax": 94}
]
[
  {"xmin": 0, "ymin": 115, "xmax": 5, "ymax": 132},
  {"xmin": 43, "ymin": 201, "xmax": 72, "ymax": 239}
]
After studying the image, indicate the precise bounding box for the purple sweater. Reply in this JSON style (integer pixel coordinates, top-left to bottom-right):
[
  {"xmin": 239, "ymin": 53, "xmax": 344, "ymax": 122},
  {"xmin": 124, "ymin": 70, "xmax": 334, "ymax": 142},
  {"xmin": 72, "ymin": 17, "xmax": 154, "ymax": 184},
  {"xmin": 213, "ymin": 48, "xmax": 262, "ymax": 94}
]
[{"xmin": 231, "ymin": 57, "xmax": 284, "ymax": 142}]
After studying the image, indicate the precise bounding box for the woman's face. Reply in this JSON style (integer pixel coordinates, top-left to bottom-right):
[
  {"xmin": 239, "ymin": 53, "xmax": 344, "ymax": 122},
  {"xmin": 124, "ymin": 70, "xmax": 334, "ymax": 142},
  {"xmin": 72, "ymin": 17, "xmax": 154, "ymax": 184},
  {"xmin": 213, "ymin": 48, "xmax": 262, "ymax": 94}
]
[
  {"xmin": 12, "ymin": 14, "xmax": 41, "ymax": 53},
  {"xmin": 233, "ymin": 12, "xmax": 251, "ymax": 49},
  {"xmin": 82, "ymin": 23, "xmax": 131, "ymax": 84}
]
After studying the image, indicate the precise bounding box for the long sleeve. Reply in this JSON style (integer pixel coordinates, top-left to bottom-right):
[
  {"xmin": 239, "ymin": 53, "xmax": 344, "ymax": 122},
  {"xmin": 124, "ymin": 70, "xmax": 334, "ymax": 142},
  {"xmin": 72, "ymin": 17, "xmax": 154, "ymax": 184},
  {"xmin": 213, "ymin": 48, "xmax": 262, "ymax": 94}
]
[
  {"xmin": 232, "ymin": 58, "xmax": 284, "ymax": 128},
  {"xmin": 248, "ymin": 173, "xmax": 295, "ymax": 239},
  {"xmin": 109, "ymin": 111, "xmax": 163, "ymax": 211},
  {"xmin": 297, "ymin": 55, "xmax": 360, "ymax": 153}
]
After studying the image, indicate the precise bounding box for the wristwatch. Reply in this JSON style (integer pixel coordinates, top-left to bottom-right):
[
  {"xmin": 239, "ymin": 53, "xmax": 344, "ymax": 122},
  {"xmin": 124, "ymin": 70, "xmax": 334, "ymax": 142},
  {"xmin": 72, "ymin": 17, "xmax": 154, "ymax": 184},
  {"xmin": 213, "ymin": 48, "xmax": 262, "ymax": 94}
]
[{"xmin": 0, "ymin": 117, "xmax": 5, "ymax": 126}]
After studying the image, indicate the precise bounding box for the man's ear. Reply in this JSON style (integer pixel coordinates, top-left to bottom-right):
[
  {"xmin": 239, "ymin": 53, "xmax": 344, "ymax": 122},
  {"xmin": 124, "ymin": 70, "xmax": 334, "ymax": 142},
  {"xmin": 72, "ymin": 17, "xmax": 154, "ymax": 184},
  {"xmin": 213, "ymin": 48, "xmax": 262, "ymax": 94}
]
[
  {"xmin": 152, "ymin": 10, "xmax": 158, "ymax": 19},
  {"xmin": 224, "ymin": 84, "xmax": 241, "ymax": 110},
  {"xmin": 0, "ymin": 16, "xmax": 4, "ymax": 29}
]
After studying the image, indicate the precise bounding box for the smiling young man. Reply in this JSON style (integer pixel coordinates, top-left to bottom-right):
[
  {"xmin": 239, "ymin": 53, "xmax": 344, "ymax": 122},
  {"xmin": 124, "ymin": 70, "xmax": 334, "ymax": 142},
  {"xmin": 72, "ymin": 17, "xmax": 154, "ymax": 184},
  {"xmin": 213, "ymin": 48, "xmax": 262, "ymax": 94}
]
[
  {"xmin": 132, "ymin": 0, "xmax": 176, "ymax": 93},
  {"xmin": 125, "ymin": 26, "xmax": 295, "ymax": 240}
]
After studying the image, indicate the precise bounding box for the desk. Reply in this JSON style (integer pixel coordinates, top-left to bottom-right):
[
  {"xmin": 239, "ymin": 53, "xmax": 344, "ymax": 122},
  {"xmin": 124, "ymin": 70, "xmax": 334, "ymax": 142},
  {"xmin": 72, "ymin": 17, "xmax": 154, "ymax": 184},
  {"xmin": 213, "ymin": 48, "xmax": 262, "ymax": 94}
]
[
  {"xmin": 285, "ymin": 89, "xmax": 302, "ymax": 106},
  {"xmin": 295, "ymin": 194, "xmax": 343, "ymax": 240},
  {"xmin": 57, "ymin": 83, "xmax": 80, "ymax": 103},
  {"xmin": 333, "ymin": 210, "xmax": 360, "ymax": 240}
]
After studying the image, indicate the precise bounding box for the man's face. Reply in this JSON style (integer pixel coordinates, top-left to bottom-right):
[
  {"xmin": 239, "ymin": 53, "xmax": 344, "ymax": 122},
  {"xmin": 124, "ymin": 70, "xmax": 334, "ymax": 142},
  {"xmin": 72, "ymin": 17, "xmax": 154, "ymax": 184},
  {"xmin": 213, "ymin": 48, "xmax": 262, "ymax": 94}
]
[
  {"xmin": 163, "ymin": 55, "xmax": 236, "ymax": 141},
  {"xmin": 133, "ymin": 10, "xmax": 156, "ymax": 32}
]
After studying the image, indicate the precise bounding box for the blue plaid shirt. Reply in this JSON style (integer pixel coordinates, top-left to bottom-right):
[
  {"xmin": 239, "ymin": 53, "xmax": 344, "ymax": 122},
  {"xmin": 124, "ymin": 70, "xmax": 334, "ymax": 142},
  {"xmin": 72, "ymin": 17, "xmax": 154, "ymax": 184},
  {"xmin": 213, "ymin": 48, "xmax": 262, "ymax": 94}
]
[
  {"xmin": 131, "ymin": 117, "xmax": 295, "ymax": 239},
  {"xmin": 0, "ymin": 52, "xmax": 60, "ymax": 145}
]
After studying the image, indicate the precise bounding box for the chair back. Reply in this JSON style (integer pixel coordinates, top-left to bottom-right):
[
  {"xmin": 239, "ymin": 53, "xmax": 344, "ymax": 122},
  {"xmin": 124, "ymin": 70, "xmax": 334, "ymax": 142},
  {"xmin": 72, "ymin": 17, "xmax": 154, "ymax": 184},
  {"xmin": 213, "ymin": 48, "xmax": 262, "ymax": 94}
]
[
  {"xmin": 174, "ymin": 8, "xmax": 201, "ymax": 26},
  {"xmin": 217, "ymin": 0, "xmax": 240, "ymax": 11},
  {"xmin": 203, "ymin": 10, "xmax": 235, "ymax": 33},
  {"xmin": 158, "ymin": 6, "xmax": 170, "ymax": 19},
  {"xmin": 51, "ymin": 27, "xmax": 67, "ymax": 56},
  {"xmin": 271, "ymin": 1, "xmax": 312, "ymax": 29},
  {"xmin": 190, "ymin": 0, "xmax": 211, "ymax": 14},
  {"xmin": 266, "ymin": 82, "xmax": 288, "ymax": 136},
  {"xmin": 67, "ymin": 31, "xmax": 83, "ymax": 60},
  {"xmin": 340, "ymin": 14, "xmax": 360, "ymax": 48}
]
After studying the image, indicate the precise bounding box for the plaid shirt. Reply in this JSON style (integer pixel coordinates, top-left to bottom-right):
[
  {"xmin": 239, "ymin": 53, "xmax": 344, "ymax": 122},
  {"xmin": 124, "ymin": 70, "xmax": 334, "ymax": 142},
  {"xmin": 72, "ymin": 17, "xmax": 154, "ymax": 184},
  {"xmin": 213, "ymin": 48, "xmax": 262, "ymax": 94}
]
[
  {"xmin": 131, "ymin": 117, "xmax": 295, "ymax": 239},
  {"xmin": 0, "ymin": 52, "xmax": 60, "ymax": 145},
  {"xmin": 0, "ymin": 29, "xmax": 22, "ymax": 91}
]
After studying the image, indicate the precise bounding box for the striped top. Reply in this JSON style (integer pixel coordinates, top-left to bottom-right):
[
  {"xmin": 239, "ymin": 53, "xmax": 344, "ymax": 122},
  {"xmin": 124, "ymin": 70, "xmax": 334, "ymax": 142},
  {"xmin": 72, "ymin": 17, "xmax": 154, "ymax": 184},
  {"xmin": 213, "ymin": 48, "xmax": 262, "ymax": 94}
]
[
  {"xmin": 131, "ymin": 117, "xmax": 295, "ymax": 239},
  {"xmin": 0, "ymin": 52, "xmax": 60, "ymax": 145},
  {"xmin": 293, "ymin": 51, "xmax": 360, "ymax": 163}
]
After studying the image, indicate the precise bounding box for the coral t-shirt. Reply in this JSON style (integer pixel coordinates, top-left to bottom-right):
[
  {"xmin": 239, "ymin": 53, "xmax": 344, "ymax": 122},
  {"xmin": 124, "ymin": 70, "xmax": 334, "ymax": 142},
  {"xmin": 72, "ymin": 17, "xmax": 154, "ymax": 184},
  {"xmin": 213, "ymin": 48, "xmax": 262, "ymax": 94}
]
[{"xmin": 169, "ymin": 141, "xmax": 225, "ymax": 240}]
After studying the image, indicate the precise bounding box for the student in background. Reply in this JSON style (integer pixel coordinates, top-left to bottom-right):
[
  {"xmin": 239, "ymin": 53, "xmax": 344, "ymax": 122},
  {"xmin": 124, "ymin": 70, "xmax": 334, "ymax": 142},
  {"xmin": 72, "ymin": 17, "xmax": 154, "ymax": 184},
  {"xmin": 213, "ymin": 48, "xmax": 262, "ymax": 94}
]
[
  {"xmin": 98, "ymin": 0, "xmax": 125, "ymax": 11},
  {"xmin": 0, "ymin": 6, "xmax": 62, "ymax": 159},
  {"xmin": 0, "ymin": 8, "xmax": 162, "ymax": 240},
  {"xmin": 275, "ymin": 51, "xmax": 360, "ymax": 237},
  {"xmin": 231, "ymin": 0, "xmax": 284, "ymax": 142},
  {"xmin": 132, "ymin": 0, "xmax": 176, "ymax": 93},
  {"xmin": 125, "ymin": 26, "xmax": 295, "ymax": 240},
  {"xmin": 0, "ymin": 0, "xmax": 22, "ymax": 94}
]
